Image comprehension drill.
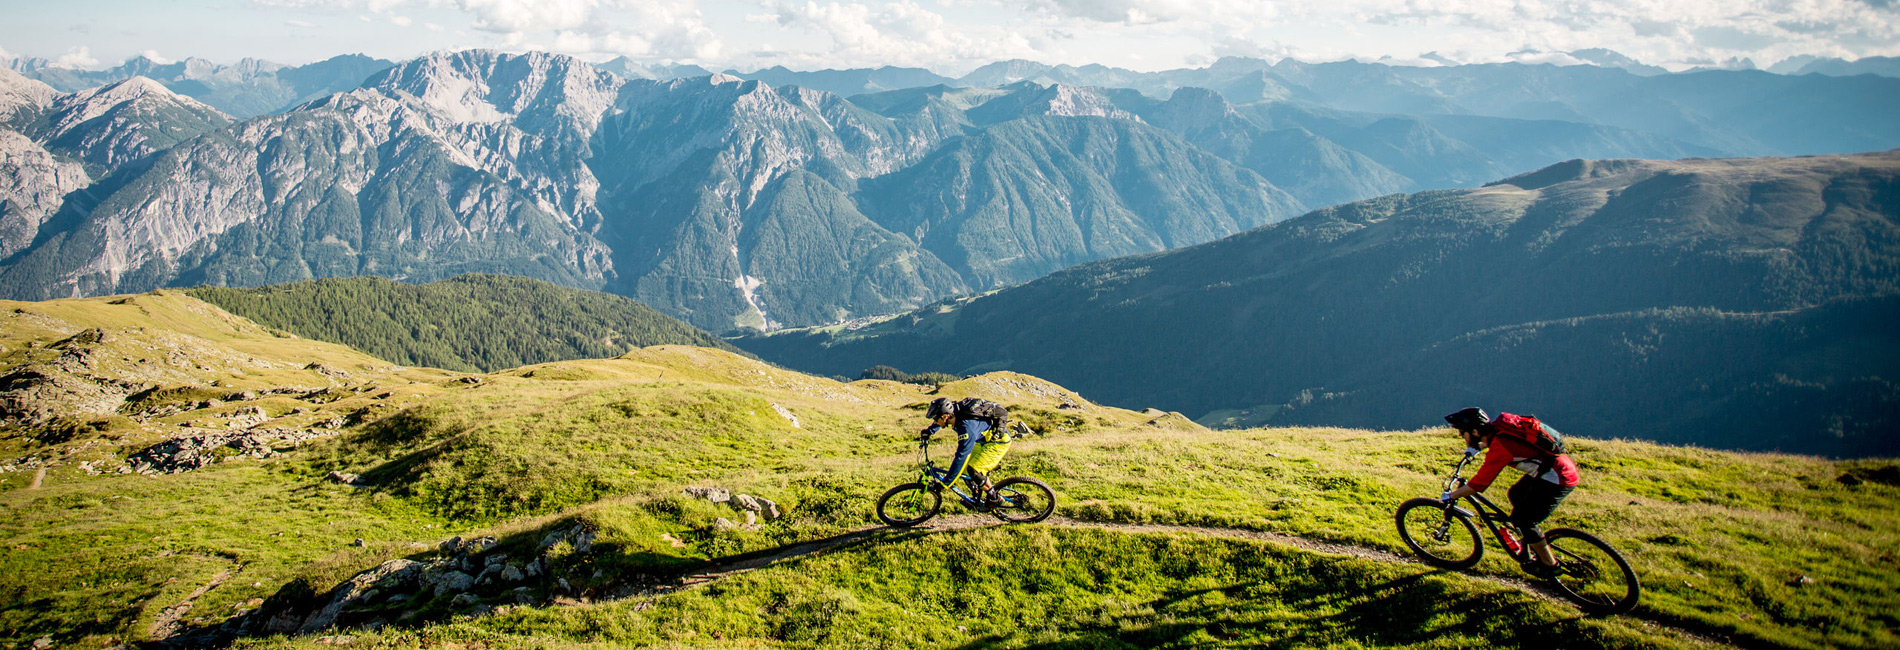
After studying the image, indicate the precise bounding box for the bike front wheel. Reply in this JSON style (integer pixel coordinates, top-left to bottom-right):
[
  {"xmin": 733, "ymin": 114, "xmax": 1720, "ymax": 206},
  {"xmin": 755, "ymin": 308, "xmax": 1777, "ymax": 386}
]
[
  {"xmin": 990, "ymin": 477, "xmax": 1056, "ymax": 523},
  {"xmin": 1544, "ymin": 528, "xmax": 1641, "ymax": 615},
  {"xmin": 876, "ymin": 482, "xmax": 943, "ymax": 527},
  {"xmin": 1395, "ymin": 498, "xmax": 1484, "ymax": 569}
]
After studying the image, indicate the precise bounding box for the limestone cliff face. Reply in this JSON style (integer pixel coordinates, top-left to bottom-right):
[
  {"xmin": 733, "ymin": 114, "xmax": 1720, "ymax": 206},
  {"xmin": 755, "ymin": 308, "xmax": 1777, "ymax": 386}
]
[
  {"xmin": 0, "ymin": 50, "xmax": 1305, "ymax": 332},
  {"xmin": 0, "ymin": 53, "xmax": 619, "ymax": 300},
  {"xmin": 0, "ymin": 68, "xmax": 58, "ymax": 127},
  {"xmin": 28, "ymin": 77, "xmax": 234, "ymax": 176},
  {"xmin": 0, "ymin": 130, "xmax": 90, "ymax": 258}
]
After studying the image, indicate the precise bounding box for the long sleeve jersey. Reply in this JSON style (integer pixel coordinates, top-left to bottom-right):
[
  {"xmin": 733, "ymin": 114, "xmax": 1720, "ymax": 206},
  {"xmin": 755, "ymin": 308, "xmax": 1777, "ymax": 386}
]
[{"xmin": 1469, "ymin": 434, "xmax": 1580, "ymax": 491}]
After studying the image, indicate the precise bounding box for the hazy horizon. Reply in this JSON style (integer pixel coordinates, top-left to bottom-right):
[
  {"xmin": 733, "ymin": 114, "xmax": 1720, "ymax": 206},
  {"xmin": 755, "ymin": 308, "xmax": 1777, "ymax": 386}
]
[{"xmin": 3, "ymin": 0, "xmax": 1896, "ymax": 77}]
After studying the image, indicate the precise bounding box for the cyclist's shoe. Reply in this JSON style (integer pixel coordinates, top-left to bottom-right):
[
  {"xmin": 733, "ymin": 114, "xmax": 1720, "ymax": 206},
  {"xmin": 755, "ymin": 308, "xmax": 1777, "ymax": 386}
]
[
  {"xmin": 1523, "ymin": 561, "xmax": 1560, "ymax": 579},
  {"xmin": 982, "ymin": 491, "xmax": 1006, "ymax": 509}
]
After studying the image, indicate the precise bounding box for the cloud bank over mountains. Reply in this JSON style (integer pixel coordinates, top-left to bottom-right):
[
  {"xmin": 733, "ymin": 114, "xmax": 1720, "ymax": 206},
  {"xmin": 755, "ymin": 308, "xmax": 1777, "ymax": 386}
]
[{"xmin": 4, "ymin": 0, "xmax": 1896, "ymax": 75}]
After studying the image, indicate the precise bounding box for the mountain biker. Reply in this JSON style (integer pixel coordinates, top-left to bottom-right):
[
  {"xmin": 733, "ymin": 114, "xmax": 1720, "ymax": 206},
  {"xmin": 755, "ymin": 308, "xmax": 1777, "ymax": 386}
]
[
  {"xmin": 1439, "ymin": 407, "xmax": 1580, "ymax": 577},
  {"xmin": 919, "ymin": 397, "xmax": 1012, "ymax": 507}
]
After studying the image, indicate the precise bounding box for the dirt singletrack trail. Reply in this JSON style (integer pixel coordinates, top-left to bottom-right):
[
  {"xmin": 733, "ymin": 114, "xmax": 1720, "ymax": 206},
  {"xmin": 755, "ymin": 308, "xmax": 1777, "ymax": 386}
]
[
  {"xmin": 148, "ymin": 552, "xmax": 244, "ymax": 641},
  {"xmin": 616, "ymin": 513, "xmax": 1737, "ymax": 648}
]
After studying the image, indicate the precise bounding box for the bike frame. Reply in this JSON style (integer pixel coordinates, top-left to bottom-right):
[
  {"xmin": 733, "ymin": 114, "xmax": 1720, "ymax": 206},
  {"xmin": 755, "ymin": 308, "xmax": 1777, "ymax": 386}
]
[
  {"xmin": 915, "ymin": 437, "xmax": 989, "ymax": 509},
  {"xmin": 1441, "ymin": 454, "xmax": 1535, "ymax": 561}
]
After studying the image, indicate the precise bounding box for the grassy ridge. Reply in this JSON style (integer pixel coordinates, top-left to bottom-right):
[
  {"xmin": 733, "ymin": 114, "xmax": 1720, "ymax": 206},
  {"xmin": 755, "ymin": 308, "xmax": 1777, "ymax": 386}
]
[
  {"xmin": 236, "ymin": 527, "xmax": 1709, "ymax": 650},
  {"xmin": 3, "ymin": 295, "xmax": 1897, "ymax": 649},
  {"xmin": 188, "ymin": 274, "xmax": 738, "ymax": 373}
]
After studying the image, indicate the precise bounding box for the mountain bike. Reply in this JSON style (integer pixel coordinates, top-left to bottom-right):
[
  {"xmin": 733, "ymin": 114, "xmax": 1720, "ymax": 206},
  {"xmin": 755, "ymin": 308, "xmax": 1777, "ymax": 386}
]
[
  {"xmin": 875, "ymin": 433, "xmax": 1055, "ymax": 527},
  {"xmin": 1395, "ymin": 452, "xmax": 1641, "ymax": 615}
]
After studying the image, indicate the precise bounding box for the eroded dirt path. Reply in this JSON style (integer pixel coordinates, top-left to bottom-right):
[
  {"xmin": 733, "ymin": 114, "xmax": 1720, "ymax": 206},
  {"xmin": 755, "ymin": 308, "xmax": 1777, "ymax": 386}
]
[{"xmin": 148, "ymin": 552, "xmax": 244, "ymax": 641}]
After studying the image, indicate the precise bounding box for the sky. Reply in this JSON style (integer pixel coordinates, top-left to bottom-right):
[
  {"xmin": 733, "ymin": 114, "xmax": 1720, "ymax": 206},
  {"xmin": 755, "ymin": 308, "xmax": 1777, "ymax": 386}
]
[{"xmin": 1, "ymin": 0, "xmax": 1897, "ymax": 75}]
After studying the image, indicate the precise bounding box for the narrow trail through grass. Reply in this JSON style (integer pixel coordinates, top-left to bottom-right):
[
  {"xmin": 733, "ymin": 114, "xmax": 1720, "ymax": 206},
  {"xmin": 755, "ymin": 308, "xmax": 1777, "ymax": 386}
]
[{"xmin": 608, "ymin": 514, "xmax": 1741, "ymax": 649}]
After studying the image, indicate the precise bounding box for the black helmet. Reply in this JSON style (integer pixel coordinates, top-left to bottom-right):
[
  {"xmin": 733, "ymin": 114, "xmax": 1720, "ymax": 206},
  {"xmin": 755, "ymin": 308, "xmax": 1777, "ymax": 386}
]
[
  {"xmin": 1444, "ymin": 407, "xmax": 1488, "ymax": 430},
  {"xmin": 926, "ymin": 398, "xmax": 955, "ymax": 419}
]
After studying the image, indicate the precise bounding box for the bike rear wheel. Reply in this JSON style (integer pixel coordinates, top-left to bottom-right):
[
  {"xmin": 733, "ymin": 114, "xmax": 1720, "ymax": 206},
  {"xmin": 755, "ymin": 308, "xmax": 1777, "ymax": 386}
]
[
  {"xmin": 1395, "ymin": 498, "xmax": 1484, "ymax": 569},
  {"xmin": 876, "ymin": 482, "xmax": 943, "ymax": 527},
  {"xmin": 990, "ymin": 477, "xmax": 1056, "ymax": 523},
  {"xmin": 1543, "ymin": 528, "xmax": 1641, "ymax": 615}
]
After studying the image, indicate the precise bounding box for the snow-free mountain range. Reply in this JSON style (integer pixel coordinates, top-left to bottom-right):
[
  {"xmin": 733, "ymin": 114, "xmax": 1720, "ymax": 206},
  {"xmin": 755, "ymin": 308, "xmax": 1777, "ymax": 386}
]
[{"xmin": 2, "ymin": 49, "xmax": 1898, "ymax": 333}]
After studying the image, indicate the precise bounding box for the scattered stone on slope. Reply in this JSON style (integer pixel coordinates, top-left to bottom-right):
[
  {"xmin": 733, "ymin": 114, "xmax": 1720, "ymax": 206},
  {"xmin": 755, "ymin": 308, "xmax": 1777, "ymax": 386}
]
[
  {"xmin": 305, "ymin": 363, "xmax": 351, "ymax": 379},
  {"xmin": 0, "ymin": 366, "xmax": 146, "ymax": 426},
  {"xmin": 683, "ymin": 486, "xmax": 731, "ymax": 503},
  {"xmin": 127, "ymin": 426, "xmax": 343, "ymax": 474},
  {"xmin": 290, "ymin": 558, "xmax": 426, "ymax": 633},
  {"xmin": 433, "ymin": 571, "xmax": 475, "ymax": 597},
  {"xmin": 769, "ymin": 402, "xmax": 800, "ymax": 428},
  {"xmin": 731, "ymin": 494, "xmax": 783, "ymax": 521}
]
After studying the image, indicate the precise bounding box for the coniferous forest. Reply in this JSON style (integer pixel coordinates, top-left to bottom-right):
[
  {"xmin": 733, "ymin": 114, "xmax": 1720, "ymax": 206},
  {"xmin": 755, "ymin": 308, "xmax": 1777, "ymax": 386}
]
[{"xmin": 189, "ymin": 274, "xmax": 737, "ymax": 372}]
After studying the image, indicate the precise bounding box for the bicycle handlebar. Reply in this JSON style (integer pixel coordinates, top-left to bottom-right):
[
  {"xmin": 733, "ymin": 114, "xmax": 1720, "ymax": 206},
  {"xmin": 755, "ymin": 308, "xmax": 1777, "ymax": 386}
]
[{"xmin": 1445, "ymin": 453, "xmax": 1477, "ymax": 492}]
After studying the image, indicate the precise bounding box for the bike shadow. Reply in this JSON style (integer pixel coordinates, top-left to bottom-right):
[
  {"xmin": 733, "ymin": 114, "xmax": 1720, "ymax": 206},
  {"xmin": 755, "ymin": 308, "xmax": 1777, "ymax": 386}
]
[{"xmin": 947, "ymin": 568, "xmax": 1600, "ymax": 650}]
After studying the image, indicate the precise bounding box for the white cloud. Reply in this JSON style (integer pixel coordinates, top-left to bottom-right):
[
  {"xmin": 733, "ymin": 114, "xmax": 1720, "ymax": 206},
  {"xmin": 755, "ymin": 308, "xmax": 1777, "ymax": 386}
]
[
  {"xmin": 755, "ymin": 0, "xmax": 1037, "ymax": 69},
  {"xmin": 455, "ymin": 0, "xmax": 603, "ymax": 34},
  {"xmin": 285, "ymin": 19, "xmax": 320, "ymax": 28},
  {"xmin": 250, "ymin": 0, "xmax": 407, "ymax": 12},
  {"xmin": 425, "ymin": 22, "xmax": 446, "ymax": 31},
  {"xmin": 390, "ymin": 14, "xmax": 414, "ymax": 26},
  {"xmin": 1029, "ymin": 0, "xmax": 1279, "ymax": 25},
  {"xmin": 1506, "ymin": 49, "xmax": 1589, "ymax": 66},
  {"xmin": 139, "ymin": 49, "xmax": 176, "ymax": 64},
  {"xmin": 52, "ymin": 46, "xmax": 99, "ymax": 69},
  {"xmin": 1005, "ymin": 0, "xmax": 1900, "ymax": 71}
]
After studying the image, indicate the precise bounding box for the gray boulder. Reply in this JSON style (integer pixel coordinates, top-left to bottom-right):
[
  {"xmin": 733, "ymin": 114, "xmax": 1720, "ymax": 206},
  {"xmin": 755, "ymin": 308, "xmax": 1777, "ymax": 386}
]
[
  {"xmin": 297, "ymin": 558, "xmax": 424, "ymax": 632},
  {"xmin": 732, "ymin": 494, "xmax": 783, "ymax": 521},
  {"xmin": 683, "ymin": 486, "xmax": 731, "ymax": 503},
  {"xmin": 434, "ymin": 571, "xmax": 475, "ymax": 597}
]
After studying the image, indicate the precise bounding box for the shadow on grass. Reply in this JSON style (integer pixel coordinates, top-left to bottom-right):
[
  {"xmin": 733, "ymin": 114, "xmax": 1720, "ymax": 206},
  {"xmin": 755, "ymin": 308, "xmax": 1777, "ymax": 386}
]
[
  {"xmin": 945, "ymin": 569, "xmax": 1603, "ymax": 650},
  {"xmin": 142, "ymin": 514, "xmax": 962, "ymax": 649}
]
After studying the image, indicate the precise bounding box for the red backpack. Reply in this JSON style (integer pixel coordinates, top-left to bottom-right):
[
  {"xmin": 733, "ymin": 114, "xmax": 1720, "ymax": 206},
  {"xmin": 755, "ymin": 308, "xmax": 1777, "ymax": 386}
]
[{"xmin": 1493, "ymin": 413, "xmax": 1568, "ymax": 457}]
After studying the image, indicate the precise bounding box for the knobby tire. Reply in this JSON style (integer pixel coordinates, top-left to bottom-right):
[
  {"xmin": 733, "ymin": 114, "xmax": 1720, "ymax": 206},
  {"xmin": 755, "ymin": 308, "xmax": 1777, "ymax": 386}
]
[
  {"xmin": 1544, "ymin": 528, "xmax": 1641, "ymax": 615},
  {"xmin": 990, "ymin": 476, "xmax": 1056, "ymax": 523},
  {"xmin": 1395, "ymin": 498, "xmax": 1483, "ymax": 569},
  {"xmin": 876, "ymin": 482, "xmax": 943, "ymax": 527}
]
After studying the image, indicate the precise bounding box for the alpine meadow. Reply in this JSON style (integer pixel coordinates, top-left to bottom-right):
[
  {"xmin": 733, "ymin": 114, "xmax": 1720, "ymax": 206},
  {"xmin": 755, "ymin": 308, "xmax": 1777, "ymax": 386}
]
[{"xmin": 3, "ymin": 4, "xmax": 1900, "ymax": 650}]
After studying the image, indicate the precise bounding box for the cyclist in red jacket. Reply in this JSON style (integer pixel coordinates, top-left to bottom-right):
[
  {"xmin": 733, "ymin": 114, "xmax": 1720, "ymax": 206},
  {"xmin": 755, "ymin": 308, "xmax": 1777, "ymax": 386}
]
[{"xmin": 1440, "ymin": 407, "xmax": 1580, "ymax": 577}]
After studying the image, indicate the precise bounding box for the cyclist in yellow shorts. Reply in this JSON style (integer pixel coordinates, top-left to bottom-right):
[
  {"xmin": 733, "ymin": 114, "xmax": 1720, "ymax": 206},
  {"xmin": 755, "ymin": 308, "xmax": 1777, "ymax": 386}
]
[{"xmin": 920, "ymin": 397, "xmax": 1013, "ymax": 507}]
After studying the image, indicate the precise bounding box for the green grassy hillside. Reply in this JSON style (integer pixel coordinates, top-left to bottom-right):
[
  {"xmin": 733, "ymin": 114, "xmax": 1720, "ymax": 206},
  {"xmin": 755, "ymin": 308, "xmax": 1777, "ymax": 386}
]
[
  {"xmin": 737, "ymin": 151, "xmax": 1900, "ymax": 456},
  {"xmin": 188, "ymin": 274, "xmax": 739, "ymax": 373},
  {"xmin": 2, "ymin": 293, "xmax": 1895, "ymax": 650}
]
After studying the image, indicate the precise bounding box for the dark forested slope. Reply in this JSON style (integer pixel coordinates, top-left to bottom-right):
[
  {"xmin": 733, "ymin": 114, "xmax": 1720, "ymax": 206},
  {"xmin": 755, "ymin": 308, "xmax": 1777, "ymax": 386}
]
[
  {"xmin": 190, "ymin": 274, "xmax": 736, "ymax": 372},
  {"xmin": 739, "ymin": 151, "xmax": 1900, "ymax": 455}
]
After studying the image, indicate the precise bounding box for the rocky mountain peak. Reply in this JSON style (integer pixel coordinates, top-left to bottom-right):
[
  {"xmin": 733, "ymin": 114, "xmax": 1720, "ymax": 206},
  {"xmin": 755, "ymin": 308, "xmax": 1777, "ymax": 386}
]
[
  {"xmin": 367, "ymin": 49, "xmax": 623, "ymax": 136},
  {"xmin": 967, "ymin": 82, "xmax": 1141, "ymax": 125},
  {"xmin": 47, "ymin": 77, "xmax": 214, "ymax": 127},
  {"xmin": 53, "ymin": 76, "xmax": 226, "ymax": 125},
  {"xmin": 33, "ymin": 76, "xmax": 234, "ymax": 175},
  {"xmin": 1156, "ymin": 87, "xmax": 1238, "ymax": 124},
  {"xmin": 0, "ymin": 67, "xmax": 58, "ymax": 124},
  {"xmin": 1039, "ymin": 84, "xmax": 1139, "ymax": 121},
  {"xmin": 961, "ymin": 59, "xmax": 1053, "ymax": 86}
]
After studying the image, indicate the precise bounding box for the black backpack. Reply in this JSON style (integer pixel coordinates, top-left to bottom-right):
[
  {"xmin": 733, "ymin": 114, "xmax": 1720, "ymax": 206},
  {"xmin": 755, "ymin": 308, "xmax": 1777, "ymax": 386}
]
[{"xmin": 955, "ymin": 398, "xmax": 1009, "ymax": 426}]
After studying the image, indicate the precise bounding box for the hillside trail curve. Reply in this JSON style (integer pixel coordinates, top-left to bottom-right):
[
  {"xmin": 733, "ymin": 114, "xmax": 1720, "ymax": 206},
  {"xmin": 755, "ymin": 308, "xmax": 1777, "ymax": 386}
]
[{"xmin": 611, "ymin": 514, "xmax": 1743, "ymax": 648}]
